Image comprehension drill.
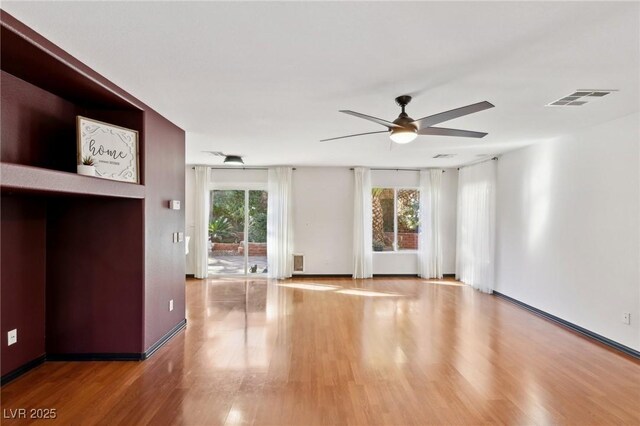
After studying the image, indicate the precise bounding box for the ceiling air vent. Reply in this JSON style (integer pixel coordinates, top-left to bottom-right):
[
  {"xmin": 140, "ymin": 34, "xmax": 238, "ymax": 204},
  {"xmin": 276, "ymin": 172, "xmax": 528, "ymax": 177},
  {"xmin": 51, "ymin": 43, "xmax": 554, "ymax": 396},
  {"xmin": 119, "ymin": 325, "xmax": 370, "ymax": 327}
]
[
  {"xmin": 546, "ymin": 89, "xmax": 617, "ymax": 107},
  {"xmin": 433, "ymin": 154, "xmax": 455, "ymax": 159}
]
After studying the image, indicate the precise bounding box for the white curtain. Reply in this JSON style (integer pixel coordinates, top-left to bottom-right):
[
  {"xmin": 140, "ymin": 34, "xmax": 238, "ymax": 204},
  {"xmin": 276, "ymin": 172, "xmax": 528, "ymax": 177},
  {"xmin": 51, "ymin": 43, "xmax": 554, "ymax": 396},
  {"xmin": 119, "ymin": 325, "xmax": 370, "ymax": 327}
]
[
  {"xmin": 456, "ymin": 160, "xmax": 496, "ymax": 293},
  {"xmin": 267, "ymin": 167, "xmax": 294, "ymax": 279},
  {"xmin": 353, "ymin": 167, "xmax": 373, "ymax": 278},
  {"xmin": 194, "ymin": 165, "xmax": 211, "ymax": 279},
  {"xmin": 419, "ymin": 169, "xmax": 443, "ymax": 279}
]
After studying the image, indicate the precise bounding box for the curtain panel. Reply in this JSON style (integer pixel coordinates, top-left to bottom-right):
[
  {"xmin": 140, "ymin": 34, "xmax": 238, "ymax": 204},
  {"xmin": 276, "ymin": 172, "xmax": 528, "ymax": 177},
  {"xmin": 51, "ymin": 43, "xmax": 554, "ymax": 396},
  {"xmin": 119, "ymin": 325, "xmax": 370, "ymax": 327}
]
[
  {"xmin": 267, "ymin": 167, "xmax": 294, "ymax": 279},
  {"xmin": 419, "ymin": 169, "xmax": 443, "ymax": 279},
  {"xmin": 456, "ymin": 160, "xmax": 496, "ymax": 293},
  {"xmin": 194, "ymin": 165, "xmax": 211, "ymax": 279},
  {"xmin": 353, "ymin": 167, "xmax": 373, "ymax": 278}
]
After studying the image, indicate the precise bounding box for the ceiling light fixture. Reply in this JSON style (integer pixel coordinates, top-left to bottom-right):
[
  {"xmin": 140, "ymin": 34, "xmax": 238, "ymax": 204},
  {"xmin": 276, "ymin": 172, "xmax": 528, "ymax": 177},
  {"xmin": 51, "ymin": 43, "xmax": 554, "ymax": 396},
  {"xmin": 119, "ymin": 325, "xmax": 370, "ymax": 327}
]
[
  {"xmin": 389, "ymin": 127, "xmax": 418, "ymax": 144},
  {"xmin": 223, "ymin": 155, "xmax": 244, "ymax": 165}
]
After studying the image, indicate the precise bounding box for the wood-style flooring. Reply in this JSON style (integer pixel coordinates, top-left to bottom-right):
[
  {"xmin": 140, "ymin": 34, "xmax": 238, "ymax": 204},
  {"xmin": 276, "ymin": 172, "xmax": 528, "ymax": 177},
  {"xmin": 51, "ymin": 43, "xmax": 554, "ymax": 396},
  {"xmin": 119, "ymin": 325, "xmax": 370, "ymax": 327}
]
[{"xmin": 1, "ymin": 277, "xmax": 639, "ymax": 425}]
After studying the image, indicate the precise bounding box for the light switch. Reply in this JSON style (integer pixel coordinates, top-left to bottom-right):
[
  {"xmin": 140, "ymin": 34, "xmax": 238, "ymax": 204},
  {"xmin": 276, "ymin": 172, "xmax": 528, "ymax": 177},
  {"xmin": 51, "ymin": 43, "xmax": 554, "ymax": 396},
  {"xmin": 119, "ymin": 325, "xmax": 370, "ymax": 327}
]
[
  {"xmin": 178, "ymin": 232, "xmax": 184, "ymax": 242},
  {"xmin": 169, "ymin": 200, "xmax": 181, "ymax": 210},
  {"xmin": 7, "ymin": 329, "xmax": 17, "ymax": 346},
  {"xmin": 172, "ymin": 232, "xmax": 178, "ymax": 243}
]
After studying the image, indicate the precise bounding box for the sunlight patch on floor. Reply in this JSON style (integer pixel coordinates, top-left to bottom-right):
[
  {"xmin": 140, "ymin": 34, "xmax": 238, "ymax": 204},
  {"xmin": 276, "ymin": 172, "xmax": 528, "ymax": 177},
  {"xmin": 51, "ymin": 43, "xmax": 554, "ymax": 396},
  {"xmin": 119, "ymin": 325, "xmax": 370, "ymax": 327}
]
[
  {"xmin": 425, "ymin": 280, "xmax": 466, "ymax": 286},
  {"xmin": 336, "ymin": 288, "xmax": 402, "ymax": 297},
  {"xmin": 278, "ymin": 283, "xmax": 341, "ymax": 291}
]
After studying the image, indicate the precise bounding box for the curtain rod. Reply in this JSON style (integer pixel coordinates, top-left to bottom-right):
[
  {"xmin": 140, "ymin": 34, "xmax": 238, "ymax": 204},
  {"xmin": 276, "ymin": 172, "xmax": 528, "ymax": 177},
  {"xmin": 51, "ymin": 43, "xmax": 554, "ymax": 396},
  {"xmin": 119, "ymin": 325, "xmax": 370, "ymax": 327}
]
[
  {"xmin": 191, "ymin": 167, "xmax": 296, "ymax": 170},
  {"xmin": 457, "ymin": 157, "xmax": 498, "ymax": 170},
  {"xmin": 349, "ymin": 168, "xmax": 445, "ymax": 173},
  {"xmin": 191, "ymin": 166, "xmax": 440, "ymax": 172}
]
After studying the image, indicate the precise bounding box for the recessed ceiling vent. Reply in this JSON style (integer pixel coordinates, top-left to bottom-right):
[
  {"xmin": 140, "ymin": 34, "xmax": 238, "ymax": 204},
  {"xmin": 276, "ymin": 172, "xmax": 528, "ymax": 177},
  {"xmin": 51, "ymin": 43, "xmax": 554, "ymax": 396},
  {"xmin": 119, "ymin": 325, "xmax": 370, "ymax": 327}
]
[
  {"xmin": 546, "ymin": 89, "xmax": 617, "ymax": 107},
  {"xmin": 433, "ymin": 154, "xmax": 455, "ymax": 159}
]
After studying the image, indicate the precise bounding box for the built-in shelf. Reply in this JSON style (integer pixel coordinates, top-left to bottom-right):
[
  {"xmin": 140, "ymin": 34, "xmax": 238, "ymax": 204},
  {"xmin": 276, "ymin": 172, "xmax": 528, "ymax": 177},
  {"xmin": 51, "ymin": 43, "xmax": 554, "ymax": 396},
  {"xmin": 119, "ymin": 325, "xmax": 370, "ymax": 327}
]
[{"xmin": 1, "ymin": 163, "xmax": 145, "ymax": 199}]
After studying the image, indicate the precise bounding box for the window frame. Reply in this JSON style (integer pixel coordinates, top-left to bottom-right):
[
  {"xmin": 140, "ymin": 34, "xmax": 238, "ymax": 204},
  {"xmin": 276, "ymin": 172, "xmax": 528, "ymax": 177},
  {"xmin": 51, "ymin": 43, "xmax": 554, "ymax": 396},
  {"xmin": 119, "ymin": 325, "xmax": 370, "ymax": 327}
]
[{"xmin": 372, "ymin": 186, "xmax": 420, "ymax": 254}]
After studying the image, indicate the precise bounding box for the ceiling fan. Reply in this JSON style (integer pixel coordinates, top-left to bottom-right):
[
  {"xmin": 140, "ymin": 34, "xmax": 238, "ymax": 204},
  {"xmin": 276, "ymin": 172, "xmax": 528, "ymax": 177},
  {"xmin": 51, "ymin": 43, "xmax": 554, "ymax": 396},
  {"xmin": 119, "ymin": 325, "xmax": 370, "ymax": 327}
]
[{"xmin": 321, "ymin": 96, "xmax": 494, "ymax": 144}]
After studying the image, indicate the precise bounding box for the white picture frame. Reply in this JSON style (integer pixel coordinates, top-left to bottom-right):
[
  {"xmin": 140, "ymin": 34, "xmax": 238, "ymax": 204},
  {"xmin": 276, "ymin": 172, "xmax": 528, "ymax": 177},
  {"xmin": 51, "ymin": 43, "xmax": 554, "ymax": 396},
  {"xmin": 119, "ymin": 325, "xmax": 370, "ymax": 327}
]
[{"xmin": 76, "ymin": 116, "xmax": 139, "ymax": 183}]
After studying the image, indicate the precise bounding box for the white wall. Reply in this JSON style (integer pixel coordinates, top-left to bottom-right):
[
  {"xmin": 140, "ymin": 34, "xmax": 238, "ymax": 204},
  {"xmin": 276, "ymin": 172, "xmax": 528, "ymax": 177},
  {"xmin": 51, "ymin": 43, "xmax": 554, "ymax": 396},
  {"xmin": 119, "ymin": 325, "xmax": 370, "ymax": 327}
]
[
  {"xmin": 292, "ymin": 168, "xmax": 354, "ymax": 274},
  {"xmin": 495, "ymin": 113, "xmax": 640, "ymax": 351},
  {"xmin": 185, "ymin": 166, "xmax": 458, "ymax": 276}
]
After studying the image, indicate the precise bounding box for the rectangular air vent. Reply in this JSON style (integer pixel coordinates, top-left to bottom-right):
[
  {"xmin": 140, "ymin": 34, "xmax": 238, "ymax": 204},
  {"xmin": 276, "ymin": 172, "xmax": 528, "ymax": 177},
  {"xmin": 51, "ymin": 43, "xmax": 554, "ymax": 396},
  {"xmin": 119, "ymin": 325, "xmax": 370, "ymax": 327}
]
[
  {"xmin": 546, "ymin": 89, "xmax": 617, "ymax": 107},
  {"xmin": 293, "ymin": 254, "xmax": 304, "ymax": 273},
  {"xmin": 433, "ymin": 154, "xmax": 455, "ymax": 159}
]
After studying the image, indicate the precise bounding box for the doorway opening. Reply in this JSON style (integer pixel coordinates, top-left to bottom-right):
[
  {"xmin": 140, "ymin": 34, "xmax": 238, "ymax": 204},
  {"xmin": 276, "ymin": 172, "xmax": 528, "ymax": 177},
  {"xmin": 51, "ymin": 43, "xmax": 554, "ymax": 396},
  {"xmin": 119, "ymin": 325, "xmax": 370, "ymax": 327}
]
[{"xmin": 208, "ymin": 189, "xmax": 268, "ymax": 276}]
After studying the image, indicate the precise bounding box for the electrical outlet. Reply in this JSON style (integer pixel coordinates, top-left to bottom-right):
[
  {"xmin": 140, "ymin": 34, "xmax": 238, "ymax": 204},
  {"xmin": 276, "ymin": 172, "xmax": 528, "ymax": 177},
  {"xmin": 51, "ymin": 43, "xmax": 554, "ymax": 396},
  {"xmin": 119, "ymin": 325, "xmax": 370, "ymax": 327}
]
[
  {"xmin": 169, "ymin": 300, "xmax": 174, "ymax": 312},
  {"xmin": 7, "ymin": 329, "xmax": 17, "ymax": 346},
  {"xmin": 623, "ymin": 313, "xmax": 631, "ymax": 325}
]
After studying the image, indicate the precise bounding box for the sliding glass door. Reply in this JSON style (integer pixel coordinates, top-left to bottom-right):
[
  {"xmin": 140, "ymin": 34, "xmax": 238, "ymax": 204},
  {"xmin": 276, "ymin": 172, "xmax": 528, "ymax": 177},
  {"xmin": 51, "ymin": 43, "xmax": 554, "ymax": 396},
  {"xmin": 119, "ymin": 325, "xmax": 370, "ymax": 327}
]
[{"xmin": 208, "ymin": 189, "xmax": 268, "ymax": 276}]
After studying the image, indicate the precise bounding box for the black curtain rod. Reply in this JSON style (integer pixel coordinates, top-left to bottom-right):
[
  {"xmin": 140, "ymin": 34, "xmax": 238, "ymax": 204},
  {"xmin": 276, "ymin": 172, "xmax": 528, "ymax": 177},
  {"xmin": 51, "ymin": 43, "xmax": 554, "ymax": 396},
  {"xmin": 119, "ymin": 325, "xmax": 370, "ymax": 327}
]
[
  {"xmin": 191, "ymin": 166, "xmax": 442, "ymax": 172},
  {"xmin": 349, "ymin": 168, "xmax": 445, "ymax": 173},
  {"xmin": 191, "ymin": 167, "xmax": 296, "ymax": 170},
  {"xmin": 457, "ymin": 157, "xmax": 498, "ymax": 170}
]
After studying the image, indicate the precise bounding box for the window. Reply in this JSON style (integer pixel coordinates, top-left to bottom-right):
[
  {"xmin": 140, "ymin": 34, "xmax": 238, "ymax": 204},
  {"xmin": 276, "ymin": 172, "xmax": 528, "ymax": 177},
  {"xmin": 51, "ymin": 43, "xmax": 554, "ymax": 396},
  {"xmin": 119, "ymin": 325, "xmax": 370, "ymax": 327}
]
[{"xmin": 372, "ymin": 188, "xmax": 419, "ymax": 252}]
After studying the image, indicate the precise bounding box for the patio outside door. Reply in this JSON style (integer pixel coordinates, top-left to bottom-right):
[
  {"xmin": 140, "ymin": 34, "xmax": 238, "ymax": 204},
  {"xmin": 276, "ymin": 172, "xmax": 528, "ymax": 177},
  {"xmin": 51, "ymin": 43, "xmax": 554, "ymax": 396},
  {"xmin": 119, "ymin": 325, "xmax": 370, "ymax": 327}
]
[{"xmin": 208, "ymin": 189, "xmax": 268, "ymax": 276}]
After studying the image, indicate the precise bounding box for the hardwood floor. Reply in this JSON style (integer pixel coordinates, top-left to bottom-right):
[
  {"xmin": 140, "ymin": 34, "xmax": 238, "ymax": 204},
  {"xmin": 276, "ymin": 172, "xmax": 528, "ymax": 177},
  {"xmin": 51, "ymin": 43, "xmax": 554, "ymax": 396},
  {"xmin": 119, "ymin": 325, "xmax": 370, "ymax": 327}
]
[{"xmin": 2, "ymin": 277, "xmax": 639, "ymax": 425}]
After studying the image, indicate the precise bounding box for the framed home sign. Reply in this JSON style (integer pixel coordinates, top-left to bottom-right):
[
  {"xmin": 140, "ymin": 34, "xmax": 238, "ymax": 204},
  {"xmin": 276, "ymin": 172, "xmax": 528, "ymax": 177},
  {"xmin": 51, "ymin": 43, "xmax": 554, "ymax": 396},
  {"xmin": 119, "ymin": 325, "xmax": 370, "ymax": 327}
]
[{"xmin": 76, "ymin": 116, "xmax": 140, "ymax": 183}]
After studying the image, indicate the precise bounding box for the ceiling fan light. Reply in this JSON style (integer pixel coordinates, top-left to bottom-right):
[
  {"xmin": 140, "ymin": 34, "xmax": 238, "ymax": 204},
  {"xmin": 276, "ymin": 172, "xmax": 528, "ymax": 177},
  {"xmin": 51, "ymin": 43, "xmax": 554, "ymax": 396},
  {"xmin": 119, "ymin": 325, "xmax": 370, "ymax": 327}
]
[
  {"xmin": 390, "ymin": 128, "xmax": 418, "ymax": 144},
  {"xmin": 223, "ymin": 155, "xmax": 244, "ymax": 165}
]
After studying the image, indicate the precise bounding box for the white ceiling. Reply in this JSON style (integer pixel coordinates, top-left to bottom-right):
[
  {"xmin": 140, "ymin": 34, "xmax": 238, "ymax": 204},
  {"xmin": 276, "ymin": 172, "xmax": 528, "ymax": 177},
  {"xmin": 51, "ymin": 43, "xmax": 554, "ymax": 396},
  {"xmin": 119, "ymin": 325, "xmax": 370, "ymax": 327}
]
[{"xmin": 4, "ymin": 1, "xmax": 639, "ymax": 168}]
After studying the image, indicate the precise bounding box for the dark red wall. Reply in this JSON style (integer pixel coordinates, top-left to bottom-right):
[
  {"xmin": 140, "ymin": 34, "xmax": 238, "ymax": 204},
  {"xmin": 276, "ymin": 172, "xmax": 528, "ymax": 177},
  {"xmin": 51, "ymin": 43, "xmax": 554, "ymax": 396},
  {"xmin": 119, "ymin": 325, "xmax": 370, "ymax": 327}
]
[
  {"xmin": 143, "ymin": 110, "xmax": 186, "ymax": 350},
  {"xmin": 1, "ymin": 71, "xmax": 144, "ymax": 175},
  {"xmin": 46, "ymin": 198, "xmax": 145, "ymax": 354},
  {"xmin": 1, "ymin": 11, "xmax": 185, "ymax": 376},
  {"xmin": 1, "ymin": 196, "xmax": 46, "ymax": 375},
  {"xmin": 1, "ymin": 70, "xmax": 79, "ymax": 172}
]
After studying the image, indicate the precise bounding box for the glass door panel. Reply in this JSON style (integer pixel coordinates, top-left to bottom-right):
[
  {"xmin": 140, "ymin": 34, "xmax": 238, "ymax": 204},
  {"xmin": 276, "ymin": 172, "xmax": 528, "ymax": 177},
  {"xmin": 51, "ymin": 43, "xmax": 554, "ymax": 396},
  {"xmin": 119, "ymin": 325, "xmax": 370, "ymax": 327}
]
[
  {"xmin": 209, "ymin": 190, "xmax": 246, "ymax": 275},
  {"xmin": 248, "ymin": 190, "xmax": 268, "ymax": 274}
]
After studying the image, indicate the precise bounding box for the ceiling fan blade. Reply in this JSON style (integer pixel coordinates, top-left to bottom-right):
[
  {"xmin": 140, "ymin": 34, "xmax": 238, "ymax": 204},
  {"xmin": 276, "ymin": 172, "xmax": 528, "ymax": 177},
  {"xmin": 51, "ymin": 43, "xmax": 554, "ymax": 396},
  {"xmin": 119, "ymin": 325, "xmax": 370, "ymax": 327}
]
[
  {"xmin": 339, "ymin": 110, "xmax": 400, "ymax": 129},
  {"xmin": 412, "ymin": 101, "xmax": 494, "ymax": 128},
  {"xmin": 418, "ymin": 127, "xmax": 487, "ymax": 138},
  {"xmin": 320, "ymin": 130, "xmax": 389, "ymax": 142}
]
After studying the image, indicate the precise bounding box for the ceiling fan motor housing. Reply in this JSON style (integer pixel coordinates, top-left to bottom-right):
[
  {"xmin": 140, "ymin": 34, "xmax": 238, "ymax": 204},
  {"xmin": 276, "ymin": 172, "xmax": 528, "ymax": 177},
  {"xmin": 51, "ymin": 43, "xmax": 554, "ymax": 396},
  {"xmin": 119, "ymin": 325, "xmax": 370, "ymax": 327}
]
[
  {"xmin": 391, "ymin": 98, "xmax": 418, "ymax": 143},
  {"xmin": 393, "ymin": 115, "xmax": 417, "ymax": 129},
  {"xmin": 395, "ymin": 95, "xmax": 412, "ymax": 108}
]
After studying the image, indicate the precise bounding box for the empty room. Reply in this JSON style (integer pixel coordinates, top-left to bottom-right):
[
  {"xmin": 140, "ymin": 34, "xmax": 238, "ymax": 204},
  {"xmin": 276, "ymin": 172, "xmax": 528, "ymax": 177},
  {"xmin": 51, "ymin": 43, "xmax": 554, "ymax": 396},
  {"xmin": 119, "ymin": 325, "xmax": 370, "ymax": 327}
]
[{"xmin": 1, "ymin": 1, "xmax": 638, "ymax": 425}]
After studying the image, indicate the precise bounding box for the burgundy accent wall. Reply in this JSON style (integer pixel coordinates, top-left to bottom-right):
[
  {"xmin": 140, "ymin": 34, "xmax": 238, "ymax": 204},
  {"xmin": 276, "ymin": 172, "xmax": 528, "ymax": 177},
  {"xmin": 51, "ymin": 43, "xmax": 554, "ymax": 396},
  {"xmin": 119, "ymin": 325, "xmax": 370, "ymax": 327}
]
[
  {"xmin": 46, "ymin": 198, "xmax": 145, "ymax": 354},
  {"xmin": 0, "ymin": 71, "xmax": 142, "ymax": 175},
  {"xmin": 1, "ymin": 11, "xmax": 141, "ymax": 110},
  {"xmin": 1, "ymin": 71, "xmax": 79, "ymax": 172},
  {"xmin": 143, "ymin": 110, "xmax": 186, "ymax": 350},
  {"xmin": 1, "ymin": 11, "xmax": 186, "ymax": 374},
  {"xmin": 1, "ymin": 196, "xmax": 46, "ymax": 376}
]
